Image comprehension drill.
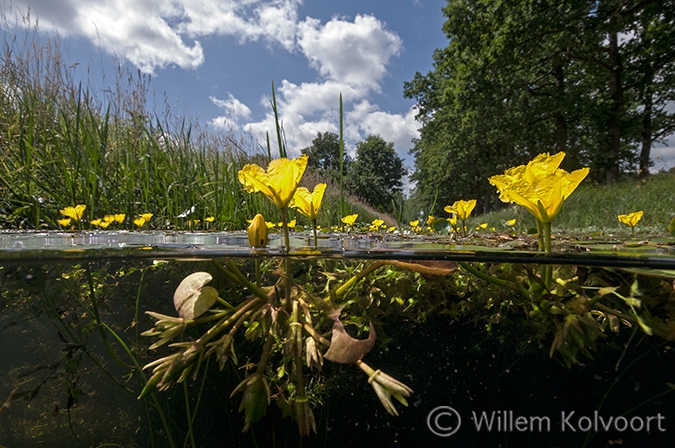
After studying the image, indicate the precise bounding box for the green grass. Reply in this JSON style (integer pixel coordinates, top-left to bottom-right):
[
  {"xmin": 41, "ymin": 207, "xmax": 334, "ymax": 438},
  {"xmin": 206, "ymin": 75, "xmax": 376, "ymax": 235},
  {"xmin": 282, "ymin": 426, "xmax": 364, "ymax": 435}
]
[{"xmin": 472, "ymin": 172, "xmax": 675, "ymax": 237}]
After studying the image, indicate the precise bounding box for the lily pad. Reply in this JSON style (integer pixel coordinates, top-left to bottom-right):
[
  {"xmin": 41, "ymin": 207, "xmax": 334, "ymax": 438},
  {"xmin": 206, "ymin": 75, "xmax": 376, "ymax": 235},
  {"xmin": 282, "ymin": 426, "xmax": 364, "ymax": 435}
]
[{"xmin": 173, "ymin": 272, "xmax": 219, "ymax": 320}]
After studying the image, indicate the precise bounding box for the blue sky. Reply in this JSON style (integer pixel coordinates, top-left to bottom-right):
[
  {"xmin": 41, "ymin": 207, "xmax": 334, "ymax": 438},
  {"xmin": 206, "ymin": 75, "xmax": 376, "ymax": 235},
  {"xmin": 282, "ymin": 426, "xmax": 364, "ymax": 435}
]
[
  {"xmin": 3, "ymin": 0, "xmax": 449, "ymax": 171},
  {"xmin": 3, "ymin": 0, "xmax": 674, "ymax": 174}
]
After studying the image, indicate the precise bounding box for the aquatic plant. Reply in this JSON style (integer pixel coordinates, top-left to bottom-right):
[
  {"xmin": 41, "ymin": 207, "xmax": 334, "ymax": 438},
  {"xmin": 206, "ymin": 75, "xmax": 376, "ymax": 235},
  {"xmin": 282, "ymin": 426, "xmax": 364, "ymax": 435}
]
[
  {"xmin": 618, "ymin": 211, "xmax": 644, "ymax": 237},
  {"xmin": 138, "ymin": 156, "xmax": 463, "ymax": 436},
  {"xmin": 489, "ymin": 152, "xmax": 589, "ymax": 254},
  {"xmin": 444, "ymin": 199, "xmax": 476, "ymax": 236},
  {"xmin": 290, "ymin": 183, "xmax": 326, "ymax": 247}
]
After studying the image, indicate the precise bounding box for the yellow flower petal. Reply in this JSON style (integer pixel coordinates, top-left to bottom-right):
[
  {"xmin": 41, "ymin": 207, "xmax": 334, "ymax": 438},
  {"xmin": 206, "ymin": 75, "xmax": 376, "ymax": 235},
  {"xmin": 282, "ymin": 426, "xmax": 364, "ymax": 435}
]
[
  {"xmin": 60, "ymin": 204, "xmax": 87, "ymax": 221},
  {"xmin": 248, "ymin": 214, "xmax": 268, "ymax": 247},
  {"xmin": 239, "ymin": 156, "xmax": 308, "ymax": 209},
  {"xmin": 618, "ymin": 211, "xmax": 643, "ymax": 228},
  {"xmin": 291, "ymin": 183, "xmax": 326, "ymax": 222},
  {"xmin": 341, "ymin": 214, "xmax": 358, "ymax": 226},
  {"xmin": 489, "ymin": 152, "xmax": 589, "ymax": 223},
  {"xmin": 444, "ymin": 199, "xmax": 476, "ymax": 221}
]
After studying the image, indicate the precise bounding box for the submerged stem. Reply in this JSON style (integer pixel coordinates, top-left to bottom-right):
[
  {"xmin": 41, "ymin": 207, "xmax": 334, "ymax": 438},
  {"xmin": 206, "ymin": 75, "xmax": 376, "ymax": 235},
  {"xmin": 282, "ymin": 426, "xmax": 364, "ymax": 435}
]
[{"xmin": 458, "ymin": 261, "xmax": 530, "ymax": 299}]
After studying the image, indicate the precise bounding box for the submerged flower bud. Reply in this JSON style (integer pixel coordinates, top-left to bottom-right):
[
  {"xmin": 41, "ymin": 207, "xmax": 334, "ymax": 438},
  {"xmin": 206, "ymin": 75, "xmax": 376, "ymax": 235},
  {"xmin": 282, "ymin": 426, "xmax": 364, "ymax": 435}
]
[{"xmin": 248, "ymin": 214, "xmax": 268, "ymax": 248}]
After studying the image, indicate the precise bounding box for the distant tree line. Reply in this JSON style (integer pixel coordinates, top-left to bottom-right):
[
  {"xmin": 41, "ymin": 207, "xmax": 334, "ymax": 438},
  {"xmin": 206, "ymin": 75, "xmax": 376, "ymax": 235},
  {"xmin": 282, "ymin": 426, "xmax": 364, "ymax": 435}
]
[
  {"xmin": 301, "ymin": 132, "xmax": 406, "ymax": 214},
  {"xmin": 403, "ymin": 0, "xmax": 675, "ymax": 213}
]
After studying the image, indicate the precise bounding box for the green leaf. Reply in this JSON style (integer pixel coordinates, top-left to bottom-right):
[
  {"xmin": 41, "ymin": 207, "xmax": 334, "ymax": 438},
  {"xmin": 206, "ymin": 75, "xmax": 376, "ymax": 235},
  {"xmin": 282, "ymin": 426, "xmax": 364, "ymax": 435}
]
[{"xmin": 635, "ymin": 314, "xmax": 653, "ymax": 336}]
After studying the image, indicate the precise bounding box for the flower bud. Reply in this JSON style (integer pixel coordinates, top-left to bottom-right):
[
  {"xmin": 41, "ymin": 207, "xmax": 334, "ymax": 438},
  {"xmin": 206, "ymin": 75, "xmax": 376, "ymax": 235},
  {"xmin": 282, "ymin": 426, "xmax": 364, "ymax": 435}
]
[{"xmin": 248, "ymin": 214, "xmax": 268, "ymax": 248}]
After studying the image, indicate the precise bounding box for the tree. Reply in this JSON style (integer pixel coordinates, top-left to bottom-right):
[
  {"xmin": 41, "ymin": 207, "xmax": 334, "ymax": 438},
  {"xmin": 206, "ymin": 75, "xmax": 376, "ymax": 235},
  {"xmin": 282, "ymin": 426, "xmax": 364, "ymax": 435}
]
[
  {"xmin": 348, "ymin": 135, "xmax": 406, "ymax": 213},
  {"xmin": 301, "ymin": 132, "xmax": 350, "ymax": 183},
  {"xmin": 404, "ymin": 0, "xmax": 675, "ymax": 212}
]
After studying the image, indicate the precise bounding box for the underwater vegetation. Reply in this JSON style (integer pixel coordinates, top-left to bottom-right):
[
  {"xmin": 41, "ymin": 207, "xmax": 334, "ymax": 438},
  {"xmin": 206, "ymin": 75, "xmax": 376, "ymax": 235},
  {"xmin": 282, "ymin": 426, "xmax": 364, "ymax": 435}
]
[{"xmin": 131, "ymin": 151, "xmax": 675, "ymax": 444}]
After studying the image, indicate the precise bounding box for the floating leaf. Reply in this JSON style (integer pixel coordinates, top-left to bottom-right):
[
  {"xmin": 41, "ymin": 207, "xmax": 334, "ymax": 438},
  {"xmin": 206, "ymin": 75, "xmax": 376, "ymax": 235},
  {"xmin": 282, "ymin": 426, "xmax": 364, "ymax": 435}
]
[{"xmin": 173, "ymin": 272, "xmax": 218, "ymax": 320}]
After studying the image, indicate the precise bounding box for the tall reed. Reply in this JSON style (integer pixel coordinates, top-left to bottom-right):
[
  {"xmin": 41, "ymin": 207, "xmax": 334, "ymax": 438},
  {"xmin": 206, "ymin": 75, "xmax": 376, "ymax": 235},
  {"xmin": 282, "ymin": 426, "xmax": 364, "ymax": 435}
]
[{"xmin": 0, "ymin": 10, "xmax": 266, "ymax": 230}]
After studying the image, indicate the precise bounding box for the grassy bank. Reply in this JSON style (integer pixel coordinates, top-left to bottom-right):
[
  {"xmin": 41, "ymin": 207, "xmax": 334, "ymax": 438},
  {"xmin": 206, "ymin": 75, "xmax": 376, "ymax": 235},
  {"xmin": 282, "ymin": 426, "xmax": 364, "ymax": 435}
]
[{"xmin": 471, "ymin": 171, "xmax": 675, "ymax": 237}]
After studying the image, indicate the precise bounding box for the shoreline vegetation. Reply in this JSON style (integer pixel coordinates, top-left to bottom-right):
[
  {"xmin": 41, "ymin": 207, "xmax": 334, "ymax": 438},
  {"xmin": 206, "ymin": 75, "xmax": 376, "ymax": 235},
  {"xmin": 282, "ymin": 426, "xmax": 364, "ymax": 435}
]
[{"xmin": 2, "ymin": 12, "xmax": 673, "ymax": 238}]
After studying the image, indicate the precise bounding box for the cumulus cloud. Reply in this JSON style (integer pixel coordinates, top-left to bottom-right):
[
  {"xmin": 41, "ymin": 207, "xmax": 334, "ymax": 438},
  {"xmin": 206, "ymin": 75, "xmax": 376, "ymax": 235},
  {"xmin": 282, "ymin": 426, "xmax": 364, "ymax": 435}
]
[
  {"xmin": 297, "ymin": 15, "xmax": 402, "ymax": 90},
  {"xmin": 348, "ymin": 100, "xmax": 420, "ymax": 158},
  {"xmin": 222, "ymin": 87, "xmax": 419, "ymax": 162},
  {"xmin": 7, "ymin": 0, "xmax": 304, "ymax": 72},
  {"xmin": 210, "ymin": 93, "xmax": 253, "ymax": 131}
]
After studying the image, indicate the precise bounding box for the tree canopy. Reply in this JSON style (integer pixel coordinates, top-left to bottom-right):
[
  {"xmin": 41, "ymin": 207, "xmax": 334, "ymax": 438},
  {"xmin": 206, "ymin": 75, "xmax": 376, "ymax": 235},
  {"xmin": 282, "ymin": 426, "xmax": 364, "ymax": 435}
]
[
  {"xmin": 404, "ymin": 0, "xmax": 675, "ymax": 213},
  {"xmin": 300, "ymin": 132, "xmax": 350, "ymax": 183},
  {"xmin": 347, "ymin": 135, "xmax": 407, "ymax": 213}
]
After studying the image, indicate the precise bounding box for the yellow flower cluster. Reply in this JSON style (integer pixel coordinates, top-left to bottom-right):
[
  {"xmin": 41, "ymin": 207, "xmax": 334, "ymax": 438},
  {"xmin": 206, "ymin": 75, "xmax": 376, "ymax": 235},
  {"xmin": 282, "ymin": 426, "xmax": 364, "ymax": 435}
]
[
  {"xmin": 90, "ymin": 214, "xmax": 126, "ymax": 229},
  {"xmin": 58, "ymin": 204, "xmax": 87, "ymax": 227},
  {"xmin": 134, "ymin": 213, "xmax": 154, "ymax": 228}
]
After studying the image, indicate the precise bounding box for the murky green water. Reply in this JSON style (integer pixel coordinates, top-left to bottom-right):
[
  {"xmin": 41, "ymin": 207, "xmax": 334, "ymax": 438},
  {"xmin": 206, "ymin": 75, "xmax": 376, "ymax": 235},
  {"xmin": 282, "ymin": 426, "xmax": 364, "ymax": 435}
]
[{"xmin": 1, "ymin": 231, "xmax": 674, "ymax": 447}]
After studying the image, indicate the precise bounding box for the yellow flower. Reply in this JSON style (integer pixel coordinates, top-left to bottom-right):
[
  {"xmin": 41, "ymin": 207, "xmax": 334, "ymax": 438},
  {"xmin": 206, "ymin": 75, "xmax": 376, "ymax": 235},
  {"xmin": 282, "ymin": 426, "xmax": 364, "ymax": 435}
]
[
  {"xmin": 488, "ymin": 152, "xmax": 589, "ymax": 223},
  {"xmin": 618, "ymin": 211, "xmax": 643, "ymax": 228},
  {"xmin": 205, "ymin": 216, "xmax": 215, "ymax": 223},
  {"xmin": 506, "ymin": 218, "xmax": 517, "ymax": 226},
  {"xmin": 248, "ymin": 214, "xmax": 268, "ymax": 248},
  {"xmin": 57, "ymin": 218, "xmax": 72, "ymax": 227},
  {"xmin": 477, "ymin": 222, "xmax": 488, "ymax": 230},
  {"xmin": 368, "ymin": 219, "xmax": 386, "ymax": 232},
  {"xmin": 141, "ymin": 213, "xmax": 153, "ymax": 221},
  {"xmin": 266, "ymin": 221, "xmax": 276, "ymax": 229},
  {"xmin": 134, "ymin": 217, "xmax": 146, "ymax": 228},
  {"xmin": 342, "ymin": 214, "xmax": 358, "ymax": 226},
  {"xmin": 113, "ymin": 214, "xmax": 126, "ymax": 224},
  {"xmin": 444, "ymin": 199, "xmax": 476, "ymax": 221},
  {"xmin": 409, "ymin": 220, "xmax": 420, "ymax": 228},
  {"xmin": 103, "ymin": 215, "xmax": 116, "ymax": 223},
  {"xmin": 291, "ymin": 183, "xmax": 326, "ymax": 223},
  {"xmin": 425, "ymin": 216, "xmax": 436, "ymax": 226},
  {"xmin": 60, "ymin": 204, "xmax": 86, "ymax": 221},
  {"xmin": 448, "ymin": 215, "xmax": 458, "ymax": 226},
  {"xmin": 238, "ymin": 155, "xmax": 308, "ymax": 209},
  {"xmin": 287, "ymin": 219, "xmax": 296, "ymax": 229},
  {"xmin": 91, "ymin": 218, "xmax": 111, "ymax": 229}
]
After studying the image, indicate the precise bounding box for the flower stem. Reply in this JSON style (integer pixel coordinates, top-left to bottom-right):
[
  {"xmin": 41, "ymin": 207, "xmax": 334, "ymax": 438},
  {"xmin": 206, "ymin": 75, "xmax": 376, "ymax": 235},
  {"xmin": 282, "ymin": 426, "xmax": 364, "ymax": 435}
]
[
  {"xmin": 536, "ymin": 220, "xmax": 544, "ymax": 252},
  {"xmin": 458, "ymin": 261, "xmax": 530, "ymax": 299},
  {"xmin": 312, "ymin": 219, "xmax": 318, "ymax": 248},
  {"xmin": 210, "ymin": 260, "xmax": 269, "ymax": 303},
  {"xmin": 542, "ymin": 221, "xmax": 552, "ymax": 290},
  {"xmin": 329, "ymin": 261, "xmax": 387, "ymax": 301},
  {"xmin": 280, "ymin": 207, "xmax": 293, "ymax": 311},
  {"xmin": 255, "ymin": 259, "xmax": 261, "ymax": 288}
]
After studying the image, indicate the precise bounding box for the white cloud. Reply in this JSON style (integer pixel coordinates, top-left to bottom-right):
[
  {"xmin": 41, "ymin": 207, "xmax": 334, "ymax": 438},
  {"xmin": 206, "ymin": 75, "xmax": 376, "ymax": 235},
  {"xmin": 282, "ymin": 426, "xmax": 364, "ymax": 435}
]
[
  {"xmin": 217, "ymin": 87, "xmax": 420, "ymax": 163},
  {"xmin": 297, "ymin": 14, "xmax": 402, "ymax": 90},
  {"xmin": 347, "ymin": 100, "xmax": 420, "ymax": 159},
  {"xmin": 7, "ymin": 0, "xmax": 303, "ymax": 73},
  {"xmin": 210, "ymin": 93, "xmax": 252, "ymax": 131},
  {"xmin": 8, "ymin": 0, "xmax": 205, "ymax": 72},
  {"xmin": 6, "ymin": 1, "xmax": 402, "ymax": 87}
]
